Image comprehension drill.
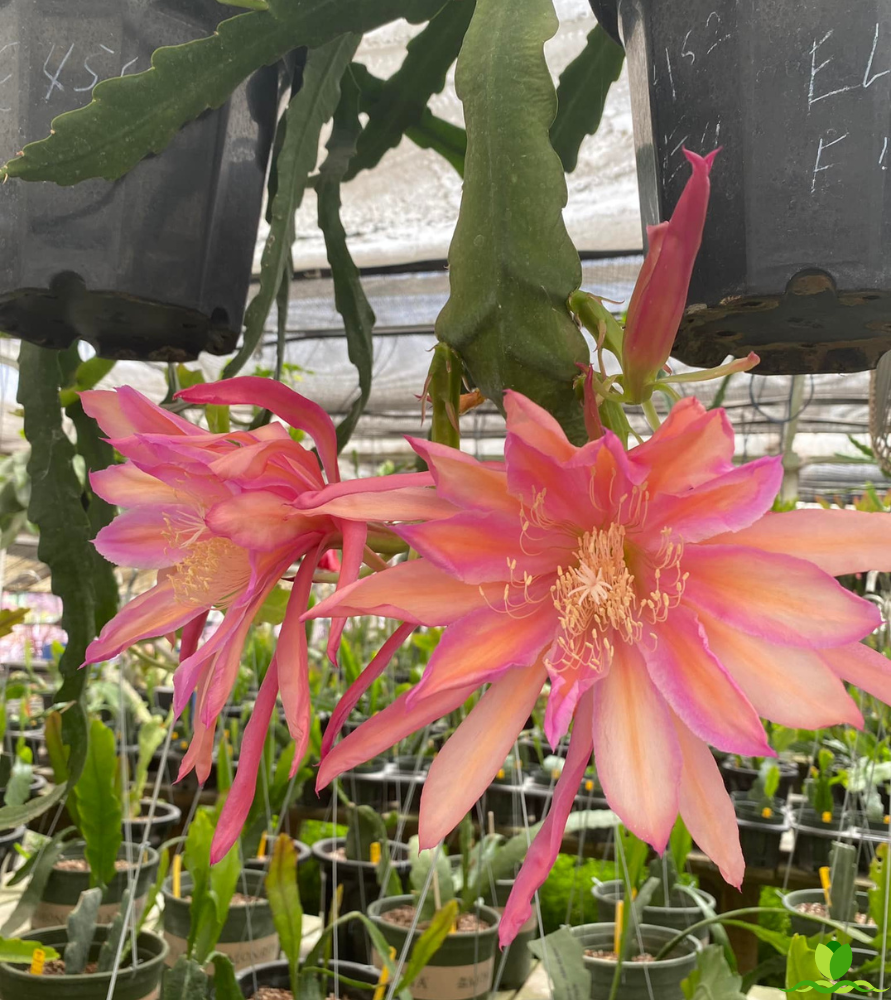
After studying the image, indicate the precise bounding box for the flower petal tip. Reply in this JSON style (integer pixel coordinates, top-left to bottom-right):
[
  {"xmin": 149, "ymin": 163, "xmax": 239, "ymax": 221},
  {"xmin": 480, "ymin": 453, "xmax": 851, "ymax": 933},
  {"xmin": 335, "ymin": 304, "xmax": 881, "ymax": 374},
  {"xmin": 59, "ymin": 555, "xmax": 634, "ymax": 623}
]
[{"xmin": 683, "ymin": 146, "xmax": 721, "ymax": 172}]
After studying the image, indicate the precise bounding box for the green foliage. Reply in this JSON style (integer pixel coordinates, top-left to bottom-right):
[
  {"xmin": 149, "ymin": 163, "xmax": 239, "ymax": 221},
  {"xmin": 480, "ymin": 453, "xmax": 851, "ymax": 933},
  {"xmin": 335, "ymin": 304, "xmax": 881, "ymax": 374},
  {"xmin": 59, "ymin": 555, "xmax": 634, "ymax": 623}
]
[
  {"xmin": 161, "ymin": 955, "xmax": 210, "ymax": 1000},
  {"xmin": 397, "ymin": 899, "xmax": 459, "ymax": 990},
  {"xmin": 97, "ymin": 886, "xmax": 135, "ymax": 972},
  {"xmin": 316, "ymin": 68, "xmax": 376, "ymax": 452},
  {"xmin": 266, "ymin": 835, "xmax": 303, "ymax": 989},
  {"xmin": 537, "ymin": 853, "xmax": 617, "ymax": 934},
  {"xmin": 760, "ymin": 887, "xmax": 791, "ymax": 936},
  {"xmin": 528, "ymin": 928, "xmax": 591, "ymax": 1000},
  {"xmin": 224, "ymin": 34, "xmax": 359, "ymax": 380},
  {"xmin": 346, "ymin": 1, "xmax": 474, "ymax": 179},
  {"xmin": 805, "ymin": 748, "xmax": 837, "ymax": 816},
  {"xmin": 296, "ymin": 820, "xmax": 348, "ymax": 914},
  {"xmin": 786, "ymin": 935, "xmax": 825, "ymax": 990},
  {"xmin": 681, "ymin": 945, "xmax": 747, "ymax": 999},
  {"xmin": 4, "ymin": 758, "xmax": 32, "ymax": 809},
  {"xmin": 550, "ymin": 25, "xmax": 625, "ymax": 172},
  {"xmin": 2, "ymin": 828, "xmax": 76, "ymax": 936},
  {"xmin": 352, "ymin": 64, "xmax": 466, "ymax": 175},
  {"xmin": 75, "ymin": 719, "xmax": 123, "ymax": 888},
  {"xmin": 409, "ymin": 839, "xmax": 455, "ymax": 920},
  {"xmin": 345, "ymin": 804, "xmax": 401, "ymax": 897},
  {"xmin": 183, "ymin": 809, "xmax": 243, "ymax": 963},
  {"xmin": 64, "ymin": 887, "xmax": 102, "ymax": 974},
  {"xmin": 426, "ymin": 344, "xmax": 462, "ymax": 450},
  {"xmin": 669, "ymin": 815, "xmax": 693, "ymax": 876},
  {"xmin": 829, "ymin": 841, "xmax": 858, "ymax": 925},
  {"xmin": 0, "ymin": 937, "xmax": 60, "ymax": 964},
  {"xmin": 434, "ymin": 0, "xmax": 587, "ymax": 444}
]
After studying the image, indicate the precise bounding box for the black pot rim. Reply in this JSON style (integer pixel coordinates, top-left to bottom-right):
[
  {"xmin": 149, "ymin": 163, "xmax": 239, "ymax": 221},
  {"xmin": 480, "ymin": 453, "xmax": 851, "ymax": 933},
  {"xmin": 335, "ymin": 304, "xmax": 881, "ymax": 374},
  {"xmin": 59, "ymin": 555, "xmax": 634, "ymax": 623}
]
[
  {"xmin": 574, "ymin": 922, "xmax": 701, "ymax": 967},
  {"xmin": 367, "ymin": 894, "xmax": 501, "ymax": 939},
  {"xmin": 593, "ymin": 879, "xmax": 716, "ymax": 913},
  {"xmin": 311, "ymin": 837, "xmax": 411, "ymax": 870}
]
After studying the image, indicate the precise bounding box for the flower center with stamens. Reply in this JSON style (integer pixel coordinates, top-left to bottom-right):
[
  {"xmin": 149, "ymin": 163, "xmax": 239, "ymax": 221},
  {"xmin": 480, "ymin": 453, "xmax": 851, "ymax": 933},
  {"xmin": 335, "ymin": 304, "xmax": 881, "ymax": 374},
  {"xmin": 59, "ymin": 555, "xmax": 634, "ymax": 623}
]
[
  {"xmin": 170, "ymin": 536, "xmax": 251, "ymax": 608},
  {"xmin": 547, "ymin": 523, "xmax": 686, "ymax": 675}
]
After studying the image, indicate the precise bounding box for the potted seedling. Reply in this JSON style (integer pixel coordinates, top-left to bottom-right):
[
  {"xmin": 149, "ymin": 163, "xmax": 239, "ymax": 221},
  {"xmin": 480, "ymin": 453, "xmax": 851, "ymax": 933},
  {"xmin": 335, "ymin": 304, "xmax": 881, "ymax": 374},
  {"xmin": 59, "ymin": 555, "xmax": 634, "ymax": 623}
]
[
  {"xmin": 160, "ymin": 808, "xmax": 278, "ymax": 972},
  {"xmin": 6, "ymin": 718, "xmax": 159, "ymax": 931},
  {"xmin": 312, "ymin": 803, "xmax": 411, "ymax": 965},
  {"xmin": 593, "ymin": 824, "xmax": 715, "ymax": 942},
  {"xmin": 232, "ymin": 834, "xmax": 449, "ymax": 1000},
  {"xmin": 720, "ymin": 753, "xmax": 798, "ymax": 799},
  {"xmin": 782, "ymin": 841, "xmax": 877, "ymax": 939},
  {"xmin": 790, "ymin": 749, "xmax": 850, "ymax": 871},
  {"xmin": 368, "ymin": 837, "xmax": 500, "ymax": 1000},
  {"xmin": 0, "ymin": 882, "xmax": 168, "ymax": 999},
  {"xmin": 732, "ymin": 760, "xmax": 789, "ymax": 869}
]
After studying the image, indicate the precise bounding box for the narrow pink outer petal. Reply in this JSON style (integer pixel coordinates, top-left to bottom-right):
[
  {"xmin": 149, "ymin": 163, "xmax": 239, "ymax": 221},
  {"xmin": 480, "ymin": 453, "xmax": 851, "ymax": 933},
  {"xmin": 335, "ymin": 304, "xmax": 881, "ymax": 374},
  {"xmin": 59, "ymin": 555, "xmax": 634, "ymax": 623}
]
[
  {"xmin": 707, "ymin": 508, "xmax": 891, "ymax": 577},
  {"xmin": 629, "ymin": 397, "xmax": 735, "ymax": 494},
  {"xmin": 320, "ymin": 622, "xmax": 416, "ymax": 758},
  {"xmin": 499, "ymin": 689, "xmax": 594, "ymax": 947},
  {"xmin": 621, "ymin": 149, "xmax": 717, "ymax": 400},
  {"xmin": 179, "ymin": 611, "xmax": 210, "ymax": 664},
  {"xmin": 325, "ymin": 520, "xmax": 368, "ymax": 665},
  {"xmin": 418, "ymin": 662, "xmax": 547, "ymax": 850},
  {"xmin": 592, "ymin": 643, "xmax": 680, "ymax": 852},
  {"xmin": 398, "ymin": 510, "xmax": 573, "ymax": 585},
  {"xmin": 682, "ymin": 545, "xmax": 881, "ymax": 648},
  {"xmin": 92, "ymin": 505, "xmax": 194, "ymax": 569},
  {"xmin": 83, "ymin": 577, "xmax": 197, "ymax": 664},
  {"xmin": 176, "ymin": 376, "xmax": 342, "ymax": 485},
  {"xmin": 697, "ymin": 609, "xmax": 864, "ymax": 729},
  {"xmin": 305, "ymin": 559, "xmax": 490, "ymax": 626},
  {"xmin": 177, "ymin": 666, "xmax": 216, "ymax": 784},
  {"xmin": 644, "ymin": 608, "xmax": 771, "ymax": 755},
  {"xmin": 317, "ymin": 682, "xmax": 477, "ymax": 791},
  {"xmin": 503, "ymin": 391, "xmax": 576, "ymax": 462},
  {"xmin": 275, "ymin": 549, "xmax": 318, "ymax": 748},
  {"xmin": 407, "ymin": 439, "xmax": 515, "ymax": 515},
  {"xmin": 672, "ymin": 713, "xmax": 744, "ymax": 888},
  {"xmin": 407, "ymin": 604, "xmax": 557, "ymax": 706},
  {"xmin": 638, "ymin": 456, "xmax": 782, "ymax": 544},
  {"xmin": 211, "ymin": 658, "xmax": 280, "ymax": 863},
  {"xmin": 822, "ymin": 642, "xmax": 891, "ymax": 705}
]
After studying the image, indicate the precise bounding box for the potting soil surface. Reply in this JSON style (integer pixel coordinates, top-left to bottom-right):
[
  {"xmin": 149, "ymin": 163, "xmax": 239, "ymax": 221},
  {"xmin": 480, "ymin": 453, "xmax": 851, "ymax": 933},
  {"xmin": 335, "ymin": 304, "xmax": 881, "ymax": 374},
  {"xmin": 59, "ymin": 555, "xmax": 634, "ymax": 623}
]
[
  {"xmin": 252, "ymin": 989, "xmax": 293, "ymax": 1000},
  {"xmin": 54, "ymin": 858, "xmax": 132, "ymax": 872},
  {"xmin": 583, "ymin": 950, "xmax": 656, "ymax": 962},
  {"xmin": 43, "ymin": 960, "xmax": 99, "ymax": 975},
  {"xmin": 182, "ymin": 892, "xmax": 262, "ymax": 905},
  {"xmin": 381, "ymin": 905, "xmax": 490, "ymax": 932},
  {"xmin": 795, "ymin": 901, "xmax": 872, "ymax": 923}
]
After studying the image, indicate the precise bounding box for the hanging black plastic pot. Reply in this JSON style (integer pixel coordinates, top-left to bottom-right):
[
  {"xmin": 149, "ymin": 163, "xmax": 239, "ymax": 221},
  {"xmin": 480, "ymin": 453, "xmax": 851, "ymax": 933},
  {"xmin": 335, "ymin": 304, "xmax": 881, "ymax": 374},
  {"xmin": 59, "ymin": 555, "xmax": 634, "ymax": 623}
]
[
  {"xmin": 0, "ymin": 0, "xmax": 283, "ymax": 361},
  {"xmin": 589, "ymin": 0, "xmax": 891, "ymax": 375}
]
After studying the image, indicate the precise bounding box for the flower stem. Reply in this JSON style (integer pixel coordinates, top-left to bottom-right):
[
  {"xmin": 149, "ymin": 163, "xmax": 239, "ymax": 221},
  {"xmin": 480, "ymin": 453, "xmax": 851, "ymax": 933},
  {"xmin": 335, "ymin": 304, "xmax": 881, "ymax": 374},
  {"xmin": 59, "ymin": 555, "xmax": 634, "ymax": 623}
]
[{"xmin": 642, "ymin": 398, "xmax": 661, "ymax": 432}]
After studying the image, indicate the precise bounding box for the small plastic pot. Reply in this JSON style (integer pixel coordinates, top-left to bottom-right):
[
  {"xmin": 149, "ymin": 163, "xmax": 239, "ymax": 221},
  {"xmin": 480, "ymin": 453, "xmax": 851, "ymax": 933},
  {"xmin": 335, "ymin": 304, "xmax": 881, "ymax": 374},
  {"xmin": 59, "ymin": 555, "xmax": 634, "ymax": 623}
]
[
  {"xmin": 0, "ymin": 925, "xmax": 167, "ymax": 1000},
  {"xmin": 572, "ymin": 922, "xmax": 701, "ymax": 1000},
  {"xmin": 161, "ymin": 868, "xmax": 278, "ymax": 971},
  {"xmin": 720, "ymin": 760, "xmax": 798, "ymax": 797},
  {"xmin": 32, "ymin": 843, "xmax": 159, "ymax": 929},
  {"xmin": 0, "ymin": 825, "xmax": 26, "ymax": 870},
  {"xmin": 235, "ymin": 958, "xmax": 379, "ymax": 999},
  {"xmin": 789, "ymin": 808, "xmax": 850, "ymax": 871},
  {"xmin": 733, "ymin": 795, "xmax": 789, "ymax": 869},
  {"xmin": 121, "ymin": 799, "xmax": 181, "ymax": 849},
  {"xmin": 368, "ymin": 895, "xmax": 500, "ymax": 1000},
  {"xmin": 592, "ymin": 881, "xmax": 715, "ymax": 942},
  {"xmin": 782, "ymin": 888, "xmax": 877, "ymax": 939},
  {"xmin": 341, "ymin": 758, "xmax": 391, "ymax": 811},
  {"xmin": 312, "ymin": 837, "xmax": 411, "ymax": 965},
  {"xmin": 393, "ymin": 755, "xmax": 433, "ymax": 774}
]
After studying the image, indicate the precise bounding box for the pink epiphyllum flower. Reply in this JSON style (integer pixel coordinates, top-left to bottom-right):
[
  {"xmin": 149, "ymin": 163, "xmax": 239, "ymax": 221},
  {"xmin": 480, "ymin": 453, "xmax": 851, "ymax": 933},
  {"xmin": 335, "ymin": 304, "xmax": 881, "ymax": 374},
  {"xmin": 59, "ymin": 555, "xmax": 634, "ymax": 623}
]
[
  {"xmin": 620, "ymin": 149, "xmax": 758, "ymax": 403},
  {"xmin": 307, "ymin": 391, "xmax": 891, "ymax": 947},
  {"xmin": 80, "ymin": 377, "xmax": 451, "ymax": 862}
]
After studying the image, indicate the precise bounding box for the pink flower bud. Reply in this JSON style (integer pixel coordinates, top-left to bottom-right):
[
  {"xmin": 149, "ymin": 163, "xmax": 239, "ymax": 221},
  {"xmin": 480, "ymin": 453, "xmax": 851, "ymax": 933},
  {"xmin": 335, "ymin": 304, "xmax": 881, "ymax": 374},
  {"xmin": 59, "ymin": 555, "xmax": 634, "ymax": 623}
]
[{"xmin": 622, "ymin": 148, "xmax": 719, "ymax": 401}]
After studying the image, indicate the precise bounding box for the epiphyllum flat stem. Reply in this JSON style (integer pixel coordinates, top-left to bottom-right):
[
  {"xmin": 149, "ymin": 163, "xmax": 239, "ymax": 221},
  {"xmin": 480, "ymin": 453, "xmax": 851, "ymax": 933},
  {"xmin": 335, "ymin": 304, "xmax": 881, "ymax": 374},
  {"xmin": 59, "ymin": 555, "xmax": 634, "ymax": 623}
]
[{"xmin": 547, "ymin": 524, "xmax": 686, "ymax": 675}]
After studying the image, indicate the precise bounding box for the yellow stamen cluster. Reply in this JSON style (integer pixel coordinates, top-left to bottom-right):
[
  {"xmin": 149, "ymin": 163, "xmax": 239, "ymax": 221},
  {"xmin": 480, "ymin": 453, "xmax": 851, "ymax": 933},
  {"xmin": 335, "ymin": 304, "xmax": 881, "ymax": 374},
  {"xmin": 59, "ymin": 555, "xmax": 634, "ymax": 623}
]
[
  {"xmin": 170, "ymin": 536, "xmax": 249, "ymax": 608},
  {"xmin": 547, "ymin": 523, "xmax": 686, "ymax": 675}
]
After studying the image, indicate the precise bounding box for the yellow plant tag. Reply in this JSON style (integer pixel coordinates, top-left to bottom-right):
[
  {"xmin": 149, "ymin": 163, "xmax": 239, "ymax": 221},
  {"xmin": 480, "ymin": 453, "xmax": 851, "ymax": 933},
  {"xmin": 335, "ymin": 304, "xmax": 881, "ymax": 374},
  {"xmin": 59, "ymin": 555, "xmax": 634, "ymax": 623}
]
[
  {"xmin": 257, "ymin": 831, "xmax": 268, "ymax": 860},
  {"xmin": 614, "ymin": 901, "xmax": 624, "ymax": 954},
  {"xmin": 29, "ymin": 948, "xmax": 45, "ymax": 975},
  {"xmin": 172, "ymin": 854, "xmax": 182, "ymax": 898},
  {"xmin": 585, "ymin": 780, "xmax": 594, "ymax": 792},
  {"xmin": 821, "ymin": 811, "xmax": 833, "ymax": 824},
  {"xmin": 885, "ymin": 815, "xmax": 890, "ymax": 825},
  {"xmin": 819, "ymin": 866, "xmax": 832, "ymax": 904},
  {"xmin": 761, "ymin": 807, "xmax": 773, "ymax": 819},
  {"xmin": 370, "ymin": 841, "xmax": 381, "ymax": 865},
  {"xmin": 373, "ymin": 947, "xmax": 397, "ymax": 1000},
  {"xmin": 496, "ymin": 769, "xmax": 505, "ymax": 780},
  {"xmin": 551, "ymin": 769, "xmax": 561, "ymax": 781}
]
